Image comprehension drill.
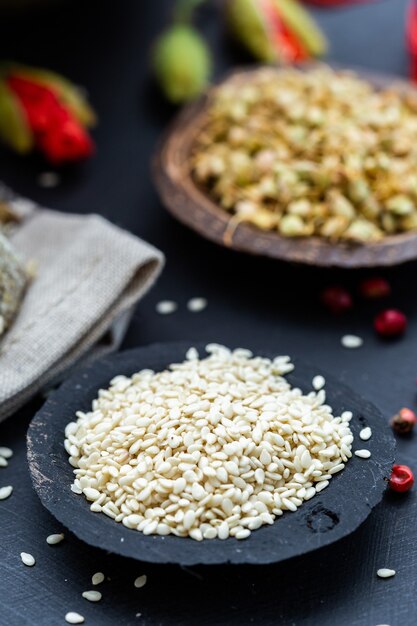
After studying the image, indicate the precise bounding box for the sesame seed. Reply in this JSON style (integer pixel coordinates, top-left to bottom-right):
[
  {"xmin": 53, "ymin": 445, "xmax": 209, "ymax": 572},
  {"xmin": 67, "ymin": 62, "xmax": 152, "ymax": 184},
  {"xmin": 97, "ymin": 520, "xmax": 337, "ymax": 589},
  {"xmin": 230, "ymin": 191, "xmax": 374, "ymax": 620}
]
[
  {"xmin": 92, "ymin": 572, "xmax": 105, "ymax": 585},
  {"xmin": 134, "ymin": 575, "xmax": 147, "ymax": 588},
  {"xmin": 187, "ymin": 297, "xmax": 208, "ymax": 312},
  {"xmin": 155, "ymin": 300, "xmax": 177, "ymax": 315},
  {"xmin": 37, "ymin": 172, "xmax": 60, "ymax": 188},
  {"xmin": 0, "ymin": 457, "xmax": 8, "ymax": 467},
  {"xmin": 46, "ymin": 533, "xmax": 65, "ymax": 545},
  {"xmin": 20, "ymin": 552, "xmax": 35, "ymax": 567},
  {"xmin": 377, "ymin": 568, "xmax": 396, "ymax": 578},
  {"xmin": 82, "ymin": 590, "xmax": 102, "ymax": 602},
  {"xmin": 355, "ymin": 449, "xmax": 371, "ymax": 459},
  {"xmin": 65, "ymin": 612, "xmax": 85, "ymax": 624},
  {"xmin": 312, "ymin": 375, "xmax": 325, "ymax": 391},
  {"xmin": 0, "ymin": 447, "xmax": 13, "ymax": 459},
  {"xmin": 66, "ymin": 346, "xmax": 353, "ymax": 541},
  {"xmin": 341, "ymin": 334, "xmax": 363, "ymax": 349},
  {"xmin": 359, "ymin": 427, "xmax": 372, "ymax": 441},
  {"xmin": 0, "ymin": 485, "xmax": 13, "ymax": 500}
]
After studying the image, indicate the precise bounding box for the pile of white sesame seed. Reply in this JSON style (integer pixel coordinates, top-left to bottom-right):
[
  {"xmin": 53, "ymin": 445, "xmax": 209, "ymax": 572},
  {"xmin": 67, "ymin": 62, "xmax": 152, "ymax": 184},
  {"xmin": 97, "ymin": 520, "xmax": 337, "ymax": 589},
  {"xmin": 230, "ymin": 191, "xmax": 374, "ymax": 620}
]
[{"xmin": 65, "ymin": 345, "xmax": 353, "ymax": 541}]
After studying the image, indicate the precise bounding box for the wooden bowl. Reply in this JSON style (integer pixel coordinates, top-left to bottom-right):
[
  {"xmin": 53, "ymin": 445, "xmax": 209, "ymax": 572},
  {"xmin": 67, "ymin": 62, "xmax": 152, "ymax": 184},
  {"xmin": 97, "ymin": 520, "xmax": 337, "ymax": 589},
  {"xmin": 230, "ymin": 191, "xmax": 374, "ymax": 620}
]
[{"xmin": 153, "ymin": 66, "xmax": 417, "ymax": 268}]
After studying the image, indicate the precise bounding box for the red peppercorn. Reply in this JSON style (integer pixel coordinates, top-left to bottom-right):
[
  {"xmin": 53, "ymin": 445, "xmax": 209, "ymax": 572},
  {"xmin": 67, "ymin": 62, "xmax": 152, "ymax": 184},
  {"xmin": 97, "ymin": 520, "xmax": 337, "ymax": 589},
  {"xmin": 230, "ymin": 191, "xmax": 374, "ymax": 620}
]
[
  {"xmin": 389, "ymin": 464, "xmax": 414, "ymax": 492},
  {"xmin": 321, "ymin": 286, "xmax": 353, "ymax": 314},
  {"xmin": 390, "ymin": 407, "xmax": 417, "ymax": 435},
  {"xmin": 374, "ymin": 309, "xmax": 407, "ymax": 337},
  {"xmin": 359, "ymin": 277, "xmax": 391, "ymax": 299}
]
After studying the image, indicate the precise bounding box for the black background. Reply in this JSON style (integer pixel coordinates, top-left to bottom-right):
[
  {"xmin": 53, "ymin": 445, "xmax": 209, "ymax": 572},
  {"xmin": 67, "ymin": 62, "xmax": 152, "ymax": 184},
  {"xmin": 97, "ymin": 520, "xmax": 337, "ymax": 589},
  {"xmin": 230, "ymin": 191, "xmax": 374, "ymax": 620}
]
[{"xmin": 0, "ymin": 0, "xmax": 416, "ymax": 624}]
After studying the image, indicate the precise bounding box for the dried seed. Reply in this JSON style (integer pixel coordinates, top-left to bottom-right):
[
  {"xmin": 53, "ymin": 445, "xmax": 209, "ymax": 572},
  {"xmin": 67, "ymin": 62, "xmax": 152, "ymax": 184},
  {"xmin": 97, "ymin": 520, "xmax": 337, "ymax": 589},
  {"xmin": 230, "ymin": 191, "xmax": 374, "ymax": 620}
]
[
  {"xmin": 82, "ymin": 590, "xmax": 102, "ymax": 602},
  {"xmin": 66, "ymin": 345, "xmax": 353, "ymax": 541},
  {"xmin": 377, "ymin": 568, "xmax": 396, "ymax": 579},
  {"xmin": 155, "ymin": 300, "xmax": 177, "ymax": 315},
  {"xmin": 355, "ymin": 449, "xmax": 371, "ymax": 459},
  {"xmin": 341, "ymin": 335, "xmax": 363, "ymax": 349},
  {"xmin": 134, "ymin": 575, "xmax": 147, "ymax": 588},
  {"xmin": 312, "ymin": 375, "xmax": 325, "ymax": 391},
  {"xmin": 0, "ymin": 485, "xmax": 13, "ymax": 500},
  {"xmin": 0, "ymin": 447, "xmax": 13, "ymax": 459},
  {"xmin": 65, "ymin": 613, "xmax": 85, "ymax": 624},
  {"xmin": 359, "ymin": 427, "xmax": 372, "ymax": 441},
  {"xmin": 46, "ymin": 533, "xmax": 65, "ymax": 545},
  {"xmin": 92, "ymin": 572, "xmax": 105, "ymax": 585},
  {"xmin": 187, "ymin": 297, "xmax": 207, "ymax": 312},
  {"xmin": 20, "ymin": 552, "xmax": 35, "ymax": 566}
]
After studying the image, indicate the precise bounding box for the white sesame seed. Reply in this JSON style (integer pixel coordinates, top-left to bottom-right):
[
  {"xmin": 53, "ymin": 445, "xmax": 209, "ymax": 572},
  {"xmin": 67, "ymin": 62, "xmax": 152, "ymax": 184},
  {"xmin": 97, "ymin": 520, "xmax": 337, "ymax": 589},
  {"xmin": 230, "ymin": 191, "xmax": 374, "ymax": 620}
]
[
  {"xmin": 0, "ymin": 447, "xmax": 13, "ymax": 459},
  {"xmin": 355, "ymin": 449, "xmax": 371, "ymax": 459},
  {"xmin": 20, "ymin": 552, "xmax": 35, "ymax": 567},
  {"xmin": 359, "ymin": 427, "xmax": 372, "ymax": 441},
  {"xmin": 155, "ymin": 300, "xmax": 177, "ymax": 315},
  {"xmin": 341, "ymin": 411, "xmax": 353, "ymax": 422},
  {"xmin": 0, "ymin": 457, "xmax": 8, "ymax": 467},
  {"xmin": 92, "ymin": 572, "xmax": 105, "ymax": 585},
  {"xmin": 186, "ymin": 347, "xmax": 199, "ymax": 360},
  {"xmin": 66, "ymin": 345, "xmax": 353, "ymax": 541},
  {"xmin": 377, "ymin": 568, "xmax": 396, "ymax": 579},
  {"xmin": 341, "ymin": 334, "xmax": 363, "ymax": 349},
  {"xmin": 82, "ymin": 590, "xmax": 102, "ymax": 602},
  {"xmin": 46, "ymin": 533, "xmax": 65, "ymax": 545},
  {"xmin": 187, "ymin": 297, "xmax": 208, "ymax": 312},
  {"xmin": 134, "ymin": 575, "xmax": 147, "ymax": 588},
  {"xmin": 65, "ymin": 613, "xmax": 85, "ymax": 624},
  {"xmin": 312, "ymin": 375, "xmax": 325, "ymax": 391},
  {"xmin": 37, "ymin": 172, "xmax": 60, "ymax": 188},
  {"xmin": 0, "ymin": 485, "xmax": 13, "ymax": 500}
]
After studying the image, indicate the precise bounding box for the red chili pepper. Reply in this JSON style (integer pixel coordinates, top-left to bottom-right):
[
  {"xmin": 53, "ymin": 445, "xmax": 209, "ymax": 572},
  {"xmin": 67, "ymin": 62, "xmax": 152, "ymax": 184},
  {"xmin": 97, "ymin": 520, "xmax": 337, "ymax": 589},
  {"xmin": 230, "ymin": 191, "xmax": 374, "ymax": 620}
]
[
  {"xmin": 359, "ymin": 277, "xmax": 391, "ymax": 299},
  {"xmin": 389, "ymin": 464, "xmax": 414, "ymax": 492},
  {"xmin": 390, "ymin": 408, "xmax": 417, "ymax": 435},
  {"xmin": 321, "ymin": 286, "xmax": 353, "ymax": 314},
  {"xmin": 374, "ymin": 309, "xmax": 407, "ymax": 337},
  {"xmin": 6, "ymin": 73, "xmax": 93, "ymax": 164}
]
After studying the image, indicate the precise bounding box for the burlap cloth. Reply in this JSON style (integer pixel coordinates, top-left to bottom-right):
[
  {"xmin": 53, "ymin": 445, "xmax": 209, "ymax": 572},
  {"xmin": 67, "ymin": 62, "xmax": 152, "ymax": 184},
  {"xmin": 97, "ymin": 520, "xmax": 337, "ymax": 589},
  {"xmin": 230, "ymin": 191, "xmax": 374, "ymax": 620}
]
[{"xmin": 0, "ymin": 190, "xmax": 164, "ymax": 420}]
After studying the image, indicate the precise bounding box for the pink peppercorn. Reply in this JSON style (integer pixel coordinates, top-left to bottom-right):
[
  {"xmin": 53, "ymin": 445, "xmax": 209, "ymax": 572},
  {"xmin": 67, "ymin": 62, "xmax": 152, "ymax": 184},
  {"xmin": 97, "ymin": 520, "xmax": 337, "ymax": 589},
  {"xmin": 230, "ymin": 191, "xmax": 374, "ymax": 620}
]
[
  {"xmin": 389, "ymin": 464, "xmax": 414, "ymax": 493},
  {"xmin": 359, "ymin": 277, "xmax": 391, "ymax": 299},
  {"xmin": 321, "ymin": 286, "xmax": 353, "ymax": 314},
  {"xmin": 374, "ymin": 309, "xmax": 407, "ymax": 337}
]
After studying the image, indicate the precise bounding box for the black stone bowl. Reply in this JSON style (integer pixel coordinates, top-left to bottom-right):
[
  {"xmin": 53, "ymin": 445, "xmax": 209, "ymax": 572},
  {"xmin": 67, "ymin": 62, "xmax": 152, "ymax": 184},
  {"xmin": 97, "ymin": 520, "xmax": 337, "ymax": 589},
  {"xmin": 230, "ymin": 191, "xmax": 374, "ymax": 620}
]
[{"xmin": 27, "ymin": 341, "xmax": 395, "ymax": 566}]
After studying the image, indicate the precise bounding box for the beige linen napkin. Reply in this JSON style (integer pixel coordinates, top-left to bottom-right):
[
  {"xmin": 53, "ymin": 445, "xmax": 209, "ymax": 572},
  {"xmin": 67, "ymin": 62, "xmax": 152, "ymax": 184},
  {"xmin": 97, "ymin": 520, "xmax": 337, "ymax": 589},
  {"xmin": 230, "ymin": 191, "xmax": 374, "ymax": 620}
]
[{"xmin": 0, "ymin": 200, "xmax": 164, "ymax": 421}]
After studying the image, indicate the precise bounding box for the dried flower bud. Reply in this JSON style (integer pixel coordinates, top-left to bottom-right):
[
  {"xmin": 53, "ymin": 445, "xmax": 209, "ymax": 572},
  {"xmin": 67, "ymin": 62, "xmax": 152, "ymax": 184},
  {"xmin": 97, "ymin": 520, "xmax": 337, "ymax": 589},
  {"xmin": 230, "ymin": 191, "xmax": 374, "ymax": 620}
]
[
  {"xmin": 153, "ymin": 25, "xmax": 212, "ymax": 103},
  {"xmin": 0, "ymin": 62, "xmax": 95, "ymax": 164},
  {"xmin": 226, "ymin": 0, "xmax": 327, "ymax": 64},
  {"xmin": 390, "ymin": 407, "xmax": 417, "ymax": 435}
]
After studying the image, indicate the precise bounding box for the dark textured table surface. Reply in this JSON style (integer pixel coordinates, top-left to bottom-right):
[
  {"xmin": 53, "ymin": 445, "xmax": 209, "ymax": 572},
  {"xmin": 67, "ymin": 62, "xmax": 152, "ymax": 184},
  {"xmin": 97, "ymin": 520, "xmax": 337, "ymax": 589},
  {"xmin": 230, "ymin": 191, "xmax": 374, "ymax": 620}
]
[{"xmin": 0, "ymin": 1, "xmax": 416, "ymax": 624}]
